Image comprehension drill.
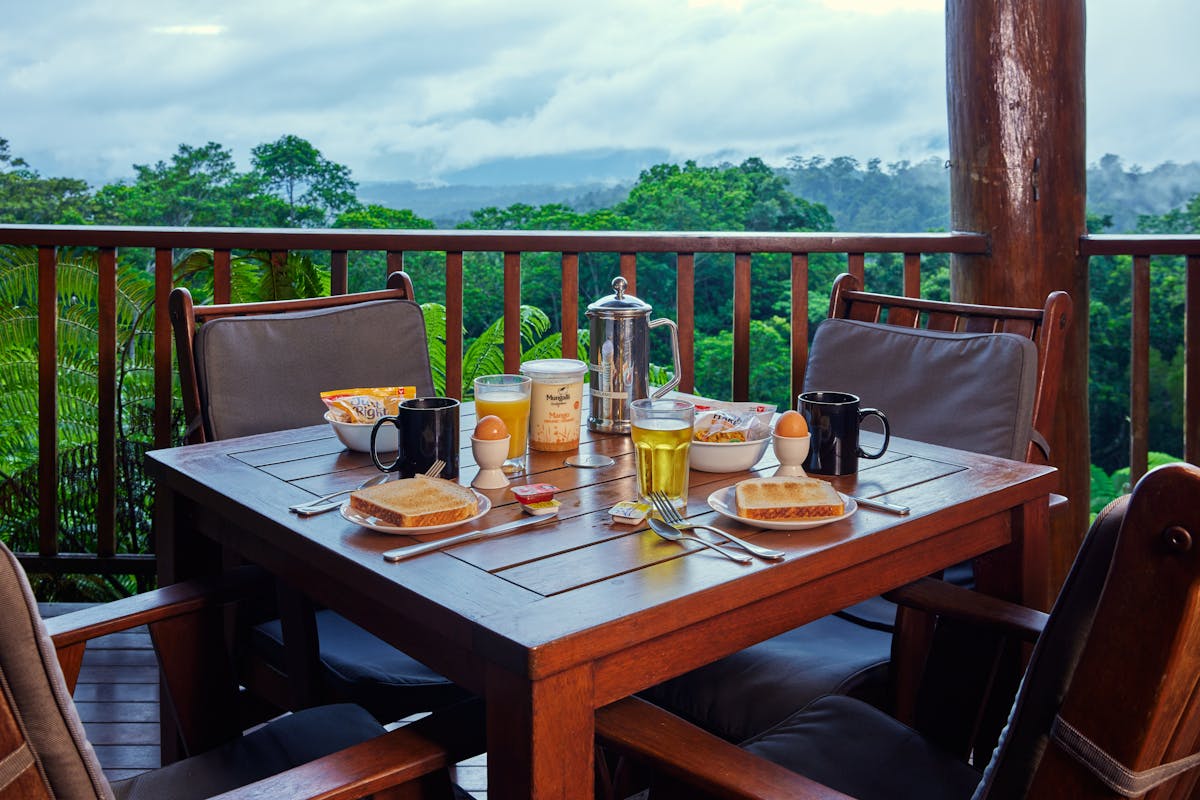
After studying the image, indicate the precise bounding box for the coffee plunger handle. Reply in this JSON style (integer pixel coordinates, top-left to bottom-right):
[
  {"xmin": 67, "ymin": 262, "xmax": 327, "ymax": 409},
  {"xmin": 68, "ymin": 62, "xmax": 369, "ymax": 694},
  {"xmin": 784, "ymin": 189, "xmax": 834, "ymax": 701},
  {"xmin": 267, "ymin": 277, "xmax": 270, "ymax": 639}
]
[{"xmin": 649, "ymin": 316, "xmax": 682, "ymax": 398}]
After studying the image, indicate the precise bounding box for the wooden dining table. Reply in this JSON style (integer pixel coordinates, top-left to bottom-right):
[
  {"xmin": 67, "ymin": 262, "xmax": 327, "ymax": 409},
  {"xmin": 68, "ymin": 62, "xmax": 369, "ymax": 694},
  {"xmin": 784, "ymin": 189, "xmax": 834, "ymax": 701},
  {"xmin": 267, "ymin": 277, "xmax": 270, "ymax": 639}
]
[{"xmin": 146, "ymin": 403, "xmax": 1057, "ymax": 800}]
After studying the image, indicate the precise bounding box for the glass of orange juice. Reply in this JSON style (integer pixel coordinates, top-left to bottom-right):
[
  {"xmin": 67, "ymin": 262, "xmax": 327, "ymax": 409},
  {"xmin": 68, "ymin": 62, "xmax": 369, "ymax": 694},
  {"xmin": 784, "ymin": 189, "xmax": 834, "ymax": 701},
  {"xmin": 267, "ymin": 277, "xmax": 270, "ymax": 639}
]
[{"xmin": 473, "ymin": 374, "xmax": 532, "ymax": 474}]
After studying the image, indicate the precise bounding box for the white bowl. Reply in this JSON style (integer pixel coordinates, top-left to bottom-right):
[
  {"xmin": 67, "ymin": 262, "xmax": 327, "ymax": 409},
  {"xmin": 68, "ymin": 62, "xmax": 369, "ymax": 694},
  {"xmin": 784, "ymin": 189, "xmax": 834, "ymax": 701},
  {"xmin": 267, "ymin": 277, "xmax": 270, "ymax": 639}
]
[
  {"xmin": 325, "ymin": 411, "xmax": 398, "ymax": 453},
  {"xmin": 689, "ymin": 437, "xmax": 771, "ymax": 473}
]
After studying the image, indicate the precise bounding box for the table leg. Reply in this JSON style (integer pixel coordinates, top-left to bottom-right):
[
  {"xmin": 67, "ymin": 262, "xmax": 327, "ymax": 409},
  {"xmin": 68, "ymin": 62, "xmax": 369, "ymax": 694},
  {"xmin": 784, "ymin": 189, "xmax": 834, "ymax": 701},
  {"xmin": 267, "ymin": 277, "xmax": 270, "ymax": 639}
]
[{"xmin": 485, "ymin": 663, "xmax": 595, "ymax": 799}]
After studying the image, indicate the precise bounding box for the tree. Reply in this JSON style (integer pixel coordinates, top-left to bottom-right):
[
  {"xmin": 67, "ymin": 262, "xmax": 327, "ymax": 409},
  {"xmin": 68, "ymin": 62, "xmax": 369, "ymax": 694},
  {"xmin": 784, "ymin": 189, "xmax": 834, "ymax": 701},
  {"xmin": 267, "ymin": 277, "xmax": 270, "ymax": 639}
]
[
  {"xmin": 251, "ymin": 135, "xmax": 357, "ymax": 226},
  {"xmin": 0, "ymin": 138, "xmax": 92, "ymax": 224},
  {"xmin": 90, "ymin": 142, "xmax": 271, "ymax": 228}
]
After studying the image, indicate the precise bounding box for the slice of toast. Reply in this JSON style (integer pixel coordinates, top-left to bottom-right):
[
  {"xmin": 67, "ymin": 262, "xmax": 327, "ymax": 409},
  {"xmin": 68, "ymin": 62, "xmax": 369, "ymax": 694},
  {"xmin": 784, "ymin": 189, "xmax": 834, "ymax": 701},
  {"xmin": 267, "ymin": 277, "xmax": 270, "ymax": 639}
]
[
  {"xmin": 734, "ymin": 476, "xmax": 844, "ymax": 520},
  {"xmin": 349, "ymin": 476, "xmax": 478, "ymax": 527}
]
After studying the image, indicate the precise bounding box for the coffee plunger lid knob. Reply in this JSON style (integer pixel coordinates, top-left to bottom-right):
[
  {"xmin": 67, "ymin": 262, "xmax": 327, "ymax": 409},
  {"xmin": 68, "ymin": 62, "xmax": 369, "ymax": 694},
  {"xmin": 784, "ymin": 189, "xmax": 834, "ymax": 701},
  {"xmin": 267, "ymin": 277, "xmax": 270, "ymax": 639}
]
[{"xmin": 587, "ymin": 275, "xmax": 652, "ymax": 316}]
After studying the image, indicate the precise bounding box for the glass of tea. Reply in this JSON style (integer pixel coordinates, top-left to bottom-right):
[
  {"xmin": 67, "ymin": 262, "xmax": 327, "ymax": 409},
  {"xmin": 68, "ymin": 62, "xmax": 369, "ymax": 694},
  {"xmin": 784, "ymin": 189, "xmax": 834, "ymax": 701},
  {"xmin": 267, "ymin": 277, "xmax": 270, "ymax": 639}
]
[{"xmin": 630, "ymin": 398, "xmax": 695, "ymax": 510}]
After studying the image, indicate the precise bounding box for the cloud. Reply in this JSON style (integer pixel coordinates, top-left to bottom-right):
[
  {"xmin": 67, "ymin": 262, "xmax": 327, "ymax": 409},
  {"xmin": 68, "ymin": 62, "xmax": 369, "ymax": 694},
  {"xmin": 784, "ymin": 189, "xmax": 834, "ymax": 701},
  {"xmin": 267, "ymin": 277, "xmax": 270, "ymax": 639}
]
[{"xmin": 0, "ymin": 0, "xmax": 1194, "ymax": 186}]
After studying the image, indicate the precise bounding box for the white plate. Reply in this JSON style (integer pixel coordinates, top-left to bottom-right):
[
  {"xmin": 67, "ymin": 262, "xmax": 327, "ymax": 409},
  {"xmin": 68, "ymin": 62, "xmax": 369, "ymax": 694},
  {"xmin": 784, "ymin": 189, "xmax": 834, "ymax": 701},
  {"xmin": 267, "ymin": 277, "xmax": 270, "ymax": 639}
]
[
  {"xmin": 339, "ymin": 492, "xmax": 491, "ymax": 535},
  {"xmin": 706, "ymin": 486, "xmax": 856, "ymax": 530}
]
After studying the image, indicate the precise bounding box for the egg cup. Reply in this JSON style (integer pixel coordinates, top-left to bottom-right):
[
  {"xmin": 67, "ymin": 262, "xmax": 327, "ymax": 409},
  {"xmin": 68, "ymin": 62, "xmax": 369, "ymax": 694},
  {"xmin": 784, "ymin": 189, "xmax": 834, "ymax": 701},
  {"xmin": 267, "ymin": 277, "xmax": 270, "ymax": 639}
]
[
  {"xmin": 773, "ymin": 433, "xmax": 810, "ymax": 477},
  {"xmin": 471, "ymin": 435, "xmax": 511, "ymax": 490}
]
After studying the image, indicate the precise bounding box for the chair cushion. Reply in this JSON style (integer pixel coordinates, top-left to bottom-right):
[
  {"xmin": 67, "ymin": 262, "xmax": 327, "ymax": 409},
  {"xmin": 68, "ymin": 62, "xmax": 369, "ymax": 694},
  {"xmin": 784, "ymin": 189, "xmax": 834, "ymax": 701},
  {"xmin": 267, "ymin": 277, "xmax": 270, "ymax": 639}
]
[
  {"xmin": 194, "ymin": 298, "xmax": 435, "ymax": 441},
  {"xmin": 642, "ymin": 614, "xmax": 892, "ymax": 742},
  {"xmin": 252, "ymin": 610, "xmax": 471, "ymax": 722},
  {"xmin": 110, "ymin": 704, "xmax": 383, "ymax": 800},
  {"xmin": 0, "ymin": 543, "xmax": 113, "ymax": 799},
  {"xmin": 741, "ymin": 694, "xmax": 981, "ymax": 800},
  {"xmin": 804, "ymin": 319, "xmax": 1039, "ymax": 461}
]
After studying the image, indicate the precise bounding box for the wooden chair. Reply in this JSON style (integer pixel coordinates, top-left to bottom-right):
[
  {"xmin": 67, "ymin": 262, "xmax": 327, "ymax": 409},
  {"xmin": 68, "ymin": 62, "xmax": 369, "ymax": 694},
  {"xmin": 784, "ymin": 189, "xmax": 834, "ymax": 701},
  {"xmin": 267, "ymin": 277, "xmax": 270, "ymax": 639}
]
[
  {"xmin": 168, "ymin": 273, "xmax": 472, "ymax": 723},
  {"xmin": 599, "ymin": 462, "xmax": 1200, "ymax": 800},
  {"xmin": 642, "ymin": 272, "xmax": 1073, "ymax": 750},
  {"xmin": 0, "ymin": 538, "xmax": 482, "ymax": 800}
]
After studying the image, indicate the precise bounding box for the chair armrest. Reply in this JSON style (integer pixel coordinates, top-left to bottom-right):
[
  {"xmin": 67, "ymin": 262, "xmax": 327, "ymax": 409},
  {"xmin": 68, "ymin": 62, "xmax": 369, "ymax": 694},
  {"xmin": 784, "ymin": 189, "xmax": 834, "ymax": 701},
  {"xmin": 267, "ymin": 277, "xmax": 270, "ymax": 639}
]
[
  {"xmin": 597, "ymin": 697, "xmax": 856, "ymax": 800},
  {"xmin": 210, "ymin": 699, "xmax": 486, "ymax": 800},
  {"xmin": 45, "ymin": 566, "xmax": 273, "ymax": 750},
  {"xmin": 43, "ymin": 566, "xmax": 269, "ymax": 649},
  {"xmin": 884, "ymin": 577, "xmax": 1048, "ymax": 643}
]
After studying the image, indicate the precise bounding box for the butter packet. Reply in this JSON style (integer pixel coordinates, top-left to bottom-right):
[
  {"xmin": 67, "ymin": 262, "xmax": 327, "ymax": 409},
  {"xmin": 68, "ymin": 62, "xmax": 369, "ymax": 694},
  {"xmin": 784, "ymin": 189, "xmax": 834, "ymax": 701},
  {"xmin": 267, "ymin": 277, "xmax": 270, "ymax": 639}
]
[
  {"xmin": 320, "ymin": 386, "xmax": 416, "ymax": 424},
  {"xmin": 521, "ymin": 499, "xmax": 562, "ymax": 516},
  {"xmin": 609, "ymin": 500, "xmax": 651, "ymax": 525}
]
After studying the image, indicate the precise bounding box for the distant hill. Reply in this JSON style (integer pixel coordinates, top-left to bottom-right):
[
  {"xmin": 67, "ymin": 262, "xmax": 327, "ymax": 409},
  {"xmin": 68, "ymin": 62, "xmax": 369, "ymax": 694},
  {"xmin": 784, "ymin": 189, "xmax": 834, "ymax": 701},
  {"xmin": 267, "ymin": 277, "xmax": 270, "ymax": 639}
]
[
  {"xmin": 357, "ymin": 181, "xmax": 630, "ymax": 227},
  {"xmin": 358, "ymin": 154, "xmax": 1200, "ymax": 233}
]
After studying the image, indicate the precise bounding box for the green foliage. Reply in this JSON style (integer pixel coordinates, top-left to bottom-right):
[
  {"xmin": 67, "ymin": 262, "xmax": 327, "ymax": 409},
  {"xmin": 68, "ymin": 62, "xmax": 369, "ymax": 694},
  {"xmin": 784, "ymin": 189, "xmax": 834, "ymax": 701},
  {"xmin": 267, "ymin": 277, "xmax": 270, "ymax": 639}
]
[
  {"xmin": 251, "ymin": 135, "xmax": 358, "ymax": 226},
  {"xmin": 0, "ymin": 138, "xmax": 92, "ymax": 224},
  {"xmin": 91, "ymin": 142, "xmax": 277, "ymax": 228},
  {"xmin": 1089, "ymin": 452, "xmax": 1183, "ymax": 516},
  {"xmin": 172, "ymin": 249, "xmax": 328, "ymax": 303},
  {"xmin": 0, "ymin": 245, "xmax": 159, "ymax": 596},
  {"xmin": 420, "ymin": 302, "xmax": 584, "ymax": 397}
]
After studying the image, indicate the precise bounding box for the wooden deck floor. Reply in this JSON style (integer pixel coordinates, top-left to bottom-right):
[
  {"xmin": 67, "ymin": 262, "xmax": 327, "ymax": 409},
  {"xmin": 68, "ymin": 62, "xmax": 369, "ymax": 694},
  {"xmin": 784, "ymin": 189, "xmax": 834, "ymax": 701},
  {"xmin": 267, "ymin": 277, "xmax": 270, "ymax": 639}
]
[{"xmin": 44, "ymin": 604, "xmax": 488, "ymax": 797}]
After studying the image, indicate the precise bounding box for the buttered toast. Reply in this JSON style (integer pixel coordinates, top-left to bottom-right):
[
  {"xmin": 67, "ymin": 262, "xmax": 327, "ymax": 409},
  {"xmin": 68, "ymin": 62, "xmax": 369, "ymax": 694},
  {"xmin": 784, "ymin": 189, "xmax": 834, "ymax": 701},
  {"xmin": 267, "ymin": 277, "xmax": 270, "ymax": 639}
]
[
  {"xmin": 735, "ymin": 476, "xmax": 844, "ymax": 520},
  {"xmin": 349, "ymin": 476, "xmax": 477, "ymax": 527}
]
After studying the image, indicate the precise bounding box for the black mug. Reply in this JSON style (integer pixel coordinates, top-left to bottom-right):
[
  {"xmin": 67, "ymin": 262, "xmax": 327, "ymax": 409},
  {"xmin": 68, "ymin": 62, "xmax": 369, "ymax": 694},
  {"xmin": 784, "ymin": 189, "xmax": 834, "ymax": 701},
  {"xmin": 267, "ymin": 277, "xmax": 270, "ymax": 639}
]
[
  {"xmin": 798, "ymin": 391, "xmax": 890, "ymax": 476},
  {"xmin": 371, "ymin": 397, "xmax": 460, "ymax": 479}
]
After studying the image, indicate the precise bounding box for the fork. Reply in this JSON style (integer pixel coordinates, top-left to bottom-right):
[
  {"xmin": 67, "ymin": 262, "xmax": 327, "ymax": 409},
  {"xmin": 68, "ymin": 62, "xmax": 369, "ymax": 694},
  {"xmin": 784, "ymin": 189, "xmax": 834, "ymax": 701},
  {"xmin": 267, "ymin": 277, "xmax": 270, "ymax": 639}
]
[
  {"xmin": 650, "ymin": 491, "xmax": 785, "ymax": 561},
  {"xmin": 646, "ymin": 516, "xmax": 751, "ymax": 564},
  {"xmin": 422, "ymin": 459, "xmax": 446, "ymax": 478}
]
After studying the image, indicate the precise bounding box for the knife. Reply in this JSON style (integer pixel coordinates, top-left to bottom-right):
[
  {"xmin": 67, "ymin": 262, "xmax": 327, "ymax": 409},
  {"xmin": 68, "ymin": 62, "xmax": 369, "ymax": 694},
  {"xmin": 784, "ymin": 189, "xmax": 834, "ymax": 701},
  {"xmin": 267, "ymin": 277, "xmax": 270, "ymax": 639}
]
[
  {"xmin": 849, "ymin": 495, "xmax": 910, "ymax": 515},
  {"xmin": 382, "ymin": 512, "xmax": 559, "ymax": 562}
]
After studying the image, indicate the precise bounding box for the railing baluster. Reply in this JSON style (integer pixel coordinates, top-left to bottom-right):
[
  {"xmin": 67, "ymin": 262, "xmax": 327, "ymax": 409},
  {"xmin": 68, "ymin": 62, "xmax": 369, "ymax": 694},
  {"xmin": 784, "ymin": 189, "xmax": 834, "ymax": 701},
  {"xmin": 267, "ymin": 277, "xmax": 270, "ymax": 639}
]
[
  {"xmin": 330, "ymin": 250, "xmax": 348, "ymax": 296},
  {"xmin": 903, "ymin": 252, "xmax": 922, "ymax": 297},
  {"xmin": 153, "ymin": 248, "xmax": 174, "ymax": 450},
  {"xmin": 213, "ymin": 249, "xmax": 232, "ymax": 303},
  {"xmin": 1130, "ymin": 254, "xmax": 1151, "ymax": 483},
  {"xmin": 677, "ymin": 254, "xmax": 695, "ymax": 392},
  {"xmin": 1187, "ymin": 255, "xmax": 1199, "ymax": 466},
  {"xmin": 97, "ymin": 248, "xmax": 117, "ymax": 558},
  {"xmin": 38, "ymin": 246, "xmax": 58, "ymax": 557},
  {"xmin": 561, "ymin": 253, "xmax": 579, "ymax": 362},
  {"xmin": 446, "ymin": 252, "xmax": 464, "ymax": 399},
  {"xmin": 504, "ymin": 251, "xmax": 521, "ymax": 374},
  {"xmin": 620, "ymin": 252, "xmax": 637, "ymax": 295},
  {"xmin": 790, "ymin": 252, "xmax": 810, "ymax": 405},
  {"xmin": 387, "ymin": 250, "xmax": 404, "ymax": 279},
  {"xmin": 849, "ymin": 252, "xmax": 865, "ymax": 286},
  {"xmin": 733, "ymin": 253, "xmax": 751, "ymax": 401}
]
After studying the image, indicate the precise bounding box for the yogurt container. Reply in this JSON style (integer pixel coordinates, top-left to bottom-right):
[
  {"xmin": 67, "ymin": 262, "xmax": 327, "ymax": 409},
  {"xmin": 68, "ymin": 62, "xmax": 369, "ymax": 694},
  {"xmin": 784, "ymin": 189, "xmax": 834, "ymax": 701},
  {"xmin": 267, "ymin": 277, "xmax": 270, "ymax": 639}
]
[{"xmin": 520, "ymin": 359, "xmax": 588, "ymax": 452}]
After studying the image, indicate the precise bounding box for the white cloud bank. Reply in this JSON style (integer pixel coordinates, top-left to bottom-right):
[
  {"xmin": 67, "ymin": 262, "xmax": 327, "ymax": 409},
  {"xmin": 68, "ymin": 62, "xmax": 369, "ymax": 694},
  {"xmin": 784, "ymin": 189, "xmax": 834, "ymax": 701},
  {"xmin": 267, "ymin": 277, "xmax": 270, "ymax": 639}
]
[{"xmin": 0, "ymin": 0, "xmax": 1194, "ymax": 185}]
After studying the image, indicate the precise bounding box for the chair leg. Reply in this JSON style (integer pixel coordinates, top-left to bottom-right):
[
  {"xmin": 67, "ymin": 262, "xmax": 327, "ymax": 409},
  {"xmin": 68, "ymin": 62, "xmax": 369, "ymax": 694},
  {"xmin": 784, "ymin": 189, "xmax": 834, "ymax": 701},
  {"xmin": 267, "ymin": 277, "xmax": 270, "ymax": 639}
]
[{"xmin": 891, "ymin": 604, "xmax": 936, "ymax": 724}]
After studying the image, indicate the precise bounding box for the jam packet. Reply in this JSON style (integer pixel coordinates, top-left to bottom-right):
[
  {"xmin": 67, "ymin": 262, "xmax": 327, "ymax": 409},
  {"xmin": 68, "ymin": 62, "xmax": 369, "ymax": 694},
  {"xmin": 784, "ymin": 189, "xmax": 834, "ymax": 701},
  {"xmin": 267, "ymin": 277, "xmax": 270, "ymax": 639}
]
[{"xmin": 320, "ymin": 386, "xmax": 416, "ymax": 424}]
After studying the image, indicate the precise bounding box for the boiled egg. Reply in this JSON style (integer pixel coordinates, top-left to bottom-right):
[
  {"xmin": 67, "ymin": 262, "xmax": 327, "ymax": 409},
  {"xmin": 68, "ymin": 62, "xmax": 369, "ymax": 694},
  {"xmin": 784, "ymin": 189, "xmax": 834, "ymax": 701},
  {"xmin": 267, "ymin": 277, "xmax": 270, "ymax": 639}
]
[
  {"xmin": 473, "ymin": 414, "xmax": 509, "ymax": 441},
  {"xmin": 774, "ymin": 409, "xmax": 809, "ymax": 438}
]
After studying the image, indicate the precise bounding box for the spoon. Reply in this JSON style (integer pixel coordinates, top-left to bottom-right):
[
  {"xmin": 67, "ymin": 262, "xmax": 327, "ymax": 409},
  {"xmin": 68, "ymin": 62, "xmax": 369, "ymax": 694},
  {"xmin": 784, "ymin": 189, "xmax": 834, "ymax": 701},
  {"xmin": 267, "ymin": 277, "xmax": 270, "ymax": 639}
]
[
  {"xmin": 646, "ymin": 517, "xmax": 752, "ymax": 564},
  {"xmin": 289, "ymin": 474, "xmax": 390, "ymax": 515}
]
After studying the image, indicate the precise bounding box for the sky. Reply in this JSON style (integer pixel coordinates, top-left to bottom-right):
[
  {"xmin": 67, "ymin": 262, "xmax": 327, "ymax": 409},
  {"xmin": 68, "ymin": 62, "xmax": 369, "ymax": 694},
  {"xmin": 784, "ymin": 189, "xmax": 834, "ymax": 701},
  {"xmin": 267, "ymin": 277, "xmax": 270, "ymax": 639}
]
[{"xmin": 1, "ymin": 0, "xmax": 1196, "ymax": 187}]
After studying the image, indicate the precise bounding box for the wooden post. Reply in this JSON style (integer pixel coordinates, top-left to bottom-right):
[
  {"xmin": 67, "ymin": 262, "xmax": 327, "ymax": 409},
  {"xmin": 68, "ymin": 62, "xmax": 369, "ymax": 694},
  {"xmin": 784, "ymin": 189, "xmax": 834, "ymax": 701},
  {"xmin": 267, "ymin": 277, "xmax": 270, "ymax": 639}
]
[{"xmin": 946, "ymin": 0, "xmax": 1090, "ymax": 594}]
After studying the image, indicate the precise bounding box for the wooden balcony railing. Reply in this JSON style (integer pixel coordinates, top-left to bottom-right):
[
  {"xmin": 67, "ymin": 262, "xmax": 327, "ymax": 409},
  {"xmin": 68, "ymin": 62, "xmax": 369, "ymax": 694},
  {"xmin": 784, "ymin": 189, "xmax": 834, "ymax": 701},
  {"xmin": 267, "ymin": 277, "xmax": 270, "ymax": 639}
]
[
  {"xmin": 2, "ymin": 224, "xmax": 1197, "ymax": 582},
  {"xmin": 1081, "ymin": 234, "xmax": 1200, "ymax": 482}
]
